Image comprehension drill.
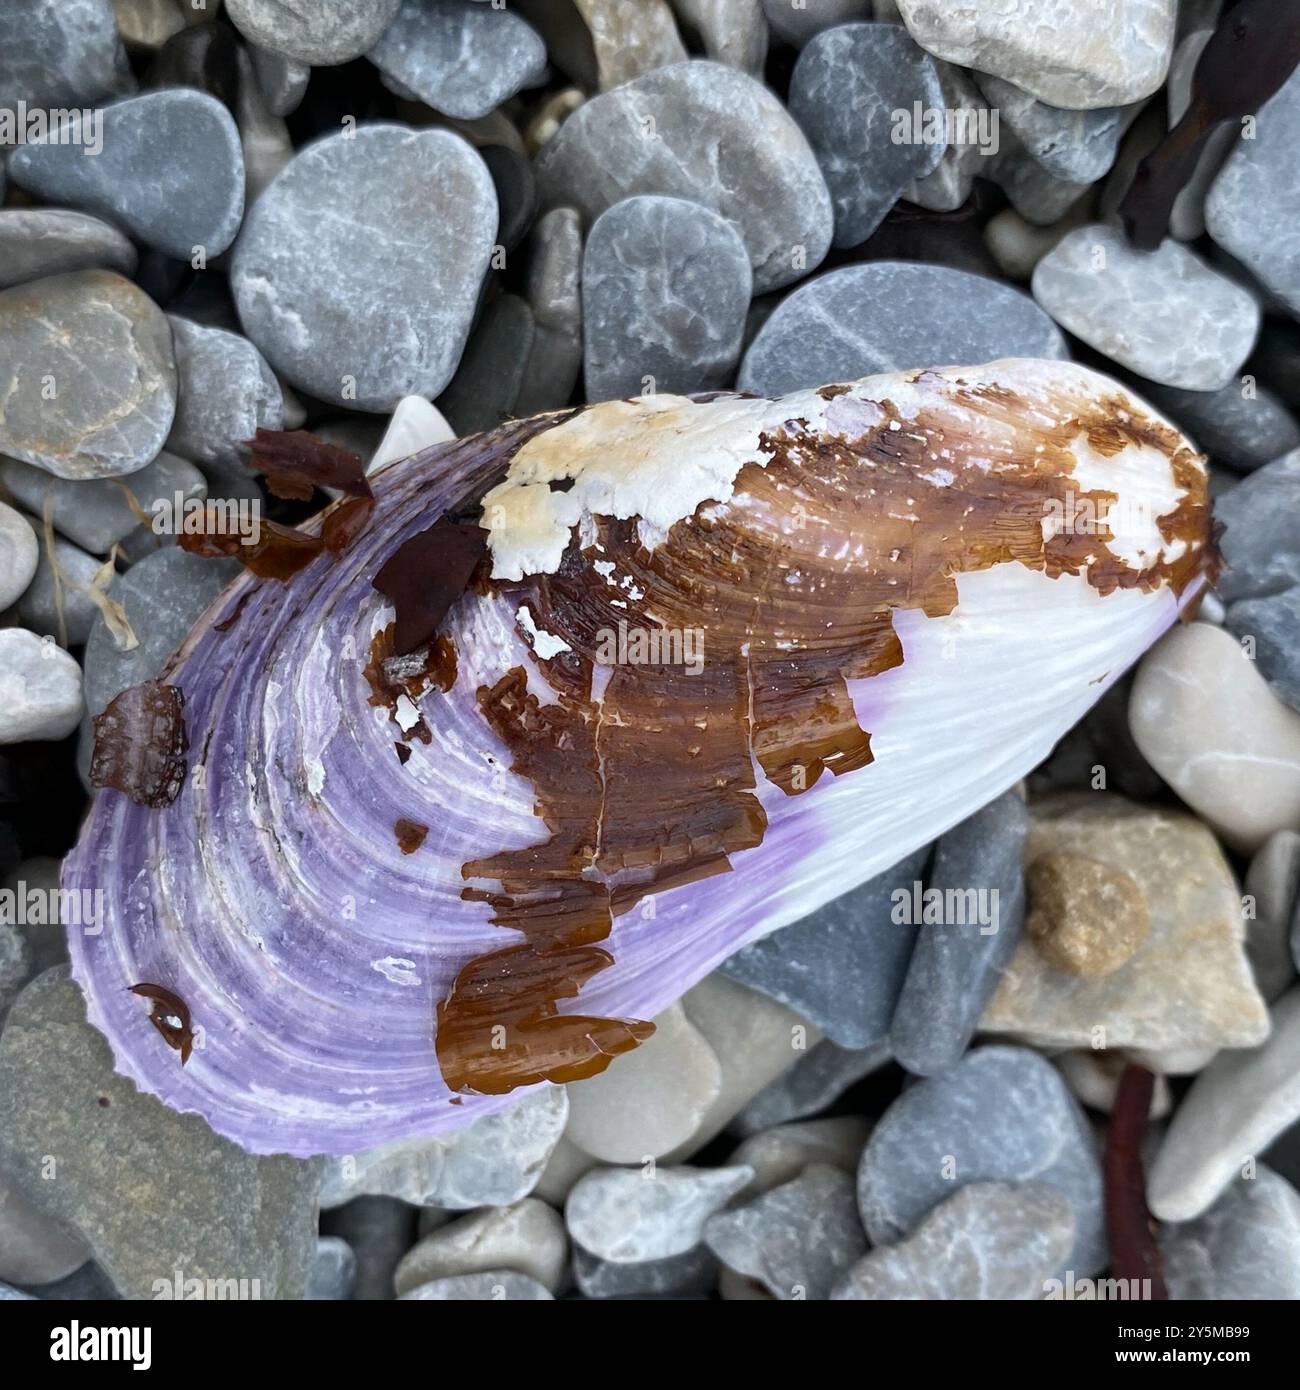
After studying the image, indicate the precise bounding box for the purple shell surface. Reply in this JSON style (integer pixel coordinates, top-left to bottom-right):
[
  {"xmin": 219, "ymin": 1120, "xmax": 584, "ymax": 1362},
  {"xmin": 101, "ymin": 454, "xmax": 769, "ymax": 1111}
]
[{"xmin": 64, "ymin": 360, "xmax": 1213, "ymax": 1156}]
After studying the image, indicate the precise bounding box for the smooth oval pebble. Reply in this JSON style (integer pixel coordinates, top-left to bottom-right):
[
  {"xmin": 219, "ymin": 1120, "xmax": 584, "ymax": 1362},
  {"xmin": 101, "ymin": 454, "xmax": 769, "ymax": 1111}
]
[
  {"xmin": 0, "ymin": 630, "xmax": 83, "ymax": 744},
  {"xmin": 894, "ymin": 0, "xmax": 1176, "ymax": 109},
  {"xmin": 231, "ymin": 125, "xmax": 498, "ymax": 411},
  {"xmin": 1129, "ymin": 623, "xmax": 1300, "ymax": 856},
  {"xmin": 738, "ymin": 261, "xmax": 1066, "ymax": 396},
  {"xmin": 566, "ymin": 1164, "xmax": 754, "ymax": 1263},
  {"xmin": 392, "ymin": 1199, "xmax": 567, "ymax": 1295},
  {"xmin": 1206, "ymin": 65, "xmax": 1300, "ymax": 318},
  {"xmin": 0, "ymin": 503, "xmax": 39, "ymax": 610},
  {"xmin": 1032, "ymin": 224, "xmax": 1259, "ymax": 391},
  {"xmin": 0, "ymin": 270, "xmax": 176, "ymax": 480},
  {"xmin": 0, "ymin": 1166, "xmax": 90, "ymax": 1286},
  {"xmin": 704, "ymin": 1163, "xmax": 867, "ymax": 1300},
  {"xmin": 583, "ymin": 195, "xmax": 752, "ymax": 401},
  {"xmin": 788, "ymin": 21, "xmax": 943, "ymax": 248},
  {"xmin": 536, "ymin": 60, "xmax": 832, "ymax": 294},
  {"xmin": 564, "ymin": 1001, "xmax": 722, "ymax": 1164},
  {"xmin": 8, "ymin": 89, "xmax": 245, "ymax": 260},
  {"xmin": 1148, "ymin": 987, "xmax": 1300, "ymax": 1222},
  {"xmin": 368, "ymin": 0, "xmax": 547, "ymax": 120},
  {"xmin": 857, "ymin": 1044, "xmax": 1105, "ymax": 1275},
  {"xmin": 833, "ymin": 1181, "xmax": 1076, "ymax": 1300},
  {"xmin": 226, "ymin": 0, "xmax": 402, "ymax": 65},
  {"xmin": 165, "ymin": 316, "xmax": 283, "ymax": 471},
  {"xmin": 0, "ymin": 209, "xmax": 137, "ymax": 291},
  {"xmin": 399, "ymin": 1271, "xmax": 553, "ymax": 1300}
]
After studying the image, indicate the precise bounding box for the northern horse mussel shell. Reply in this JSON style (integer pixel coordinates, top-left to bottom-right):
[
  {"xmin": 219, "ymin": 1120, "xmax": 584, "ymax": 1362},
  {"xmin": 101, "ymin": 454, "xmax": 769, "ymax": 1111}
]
[{"xmin": 66, "ymin": 360, "xmax": 1214, "ymax": 1156}]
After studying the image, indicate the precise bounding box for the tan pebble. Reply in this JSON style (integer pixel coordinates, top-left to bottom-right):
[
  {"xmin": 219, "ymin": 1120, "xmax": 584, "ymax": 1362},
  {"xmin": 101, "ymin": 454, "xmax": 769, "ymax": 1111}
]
[{"xmin": 1026, "ymin": 851, "xmax": 1149, "ymax": 977}]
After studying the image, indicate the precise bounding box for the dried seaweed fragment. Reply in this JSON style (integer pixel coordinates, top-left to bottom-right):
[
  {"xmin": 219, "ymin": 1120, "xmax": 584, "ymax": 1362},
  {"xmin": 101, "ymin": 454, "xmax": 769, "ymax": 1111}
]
[
  {"xmin": 1104, "ymin": 1064, "xmax": 1168, "ymax": 1298},
  {"xmin": 246, "ymin": 428, "xmax": 369, "ymax": 499},
  {"xmin": 372, "ymin": 518, "xmax": 487, "ymax": 655},
  {"xmin": 90, "ymin": 681, "xmax": 188, "ymax": 808},
  {"xmin": 130, "ymin": 983, "xmax": 194, "ymax": 1065}
]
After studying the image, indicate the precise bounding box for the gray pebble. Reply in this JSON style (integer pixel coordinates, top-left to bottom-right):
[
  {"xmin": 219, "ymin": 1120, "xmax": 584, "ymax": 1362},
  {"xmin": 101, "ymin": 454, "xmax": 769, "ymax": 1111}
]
[
  {"xmin": 673, "ymin": 0, "xmax": 768, "ymax": 75},
  {"xmin": 566, "ymin": 1164, "xmax": 754, "ymax": 1263},
  {"xmin": 572, "ymin": 1242, "xmax": 717, "ymax": 1299},
  {"xmin": 2, "ymin": 858, "xmax": 70, "ymax": 976},
  {"xmin": 833, "ymin": 1181, "xmax": 1075, "ymax": 1300},
  {"xmin": 733, "ymin": 1039, "xmax": 892, "ymax": 1137},
  {"xmin": 0, "ymin": 452, "xmax": 206, "ymax": 557},
  {"xmin": 1213, "ymin": 450, "xmax": 1300, "ymax": 603},
  {"xmin": 891, "ymin": 790, "xmax": 1028, "ymax": 1077},
  {"xmin": 438, "ymin": 294, "xmax": 536, "ymax": 436},
  {"xmin": 1242, "ymin": 831, "xmax": 1300, "ymax": 1001},
  {"xmin": 1149, "ymin": 988, "xmax": 1300, "ymax": 1221},
  {"xmin": 399, "ymin": 1271, "xmax": 553, "ymax": 1300},
  {"xmin": 1161, "ymin": 1167, "xmax": 1300, "ymax": 1299},
  {"xmin": 306, "ymin": 1237, "xmax": 357, "ymax": 1300},
  {"xmin": 0, "ymin": 917, "xmax": 31, "ymax": 1022},
  {"xmin": 975, "ymin": 72, "xmax": 1128, "ymax": 184},
  {"xmin": 0, "ymin": 1167, "xmax": 89, "ymax": 1286},
  {"xmin": 789, "ymin": 22, "xmax": 942, "ymax": 248},
  {"xmin": 319, "ymin": 1084, "xmax": 568, "ymax": 1210},
  {"xmin": 988, "ymin": 135, "xmax": 1094, "ymax": 226},
  {"xmin": 166, "ymin": 316, "xmax": 283, "ymax": 472},
  {"xmin": 0, "ymin": 209, "xmax": 137, "ymax": 291},
  {"xmin": 858, "ymin": 1044, "xmax": 1106, "ymax": 1275},
  {"xmin": 249, "ymin": 44, "xmax": 309, "ymax": 118},
  {"xmin": 16, "ymin": 530, "xmax": 108, "ymax": 646},
  {"xmin": 0, "ymin": 1283, "xmax": 35, "ymax": 1301},
  {"xmin": 517, "ymin": 206, "xmax": 583, "ymax": 416},
  {"xmin": 0, "ymin": 630, "xmax": 82, "ymax": 743},
  {"xmin": 81, "ymin": 547, "xmax": 241, "ymax": 721},
  {"xmin": 893, "ymin": 0, "xmax": 1175, "ymax": 110},
  {"xmin": 1207, "ymin": 65, "xmax": 1300, "ymax": 317},
  {"xmin": 1032, "ymin": 224, "xmax": 1260, "ymax": 391},
  {"xmin": 583, "ymin": 195, "xmax": 751, "ymax": 401},
  {"xmin": 705, "ymin": 1163, "xmax": 866, "ymax": 1300},
  {"xmin": 728, "ymin": 1117, "xmax": 870, "ymax": 1195},
  {"xmin": 0, "ymin": 970, "xmax": 318, "ymax": 1299},
  {"xmin": 536, "ymin": 60, "xmax": 832, "ymax": 294},
  {"xmin": 1142, "ymin": 378, "xmax": 1300, "ymax": 474},
  {"xmin": 0, "ymin": 503, "xmax": 38, "ymax": 610},
  {"xmin": 320, "ymin": 1196, "xmax": 415, "ymax": 1301},
  {"xmin": 369, "ymin": 0, "xmax": 547, "ymax": 121},
  {"xmin": 393, "ymin": 1199, "xmax": 567, "ymax": 1295},
  {"xmin": 231, "ymin": 125, "xmax": 498, "ymax": 412},
  {"xmin": 905, "ymin": 61, "xmax": 990, "ymax": 213},
  {"xmin": 720, "ymin": 846, "xmax": 931, "ymax": 1048},
  {"xmin": 760, "ymin": 0, "xmax": 871, "ymax": 47},
  {"xmin": 226, "ymin": 0, "xmax": 403, "ymax": 65},
  {"xmin": 0, "ymin": 270, "xmax": 176, "ymax": 480},
  {"xmin": 482, "ymin": 144, "xmax": 537, "ymax": 253},
  {"xmin": 0, "ymin": 0, "xmax": 133, "ymax": 115},
  {"xmin": 738, "ymin": 261, "xmax": 1065, "ymax": 396},
  {"xmin": 9, "ymin": 90, "xmax": 245, "ymax": 259},
  {"xmin": 1226, "ymin": 588, "xmax": 1300, "ymax": 714}
]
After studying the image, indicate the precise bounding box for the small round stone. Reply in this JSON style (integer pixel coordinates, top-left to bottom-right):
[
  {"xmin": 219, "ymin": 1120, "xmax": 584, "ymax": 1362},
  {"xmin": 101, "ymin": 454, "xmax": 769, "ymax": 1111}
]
[
  {"xmin": 368, "ymin": 0, "xmax": 547, "ymax": 120},
  {"xmin": 0, "ymin": 630, "xmax": 83, "ymax": 745},
  {"xmin": 0, "ymin": 270, "xmax": 176, "ymax": 480},
  {"xmin": 788, "ymin": 22, "xmax": 943, "ymax": 248},
  {"xmin": 0, "ymin": 210, "xmax": 137, "ymax": 292},
  {"xmin": 1026, "ymin": 852, "xmax": 1150, "ymax": 977},
  {"xmin": 226, "ymin": 0, "xmax": 403, "ymax": 65},
  {"xmin": 0, "ymin": 503, "xmax": 39, "ymax": 610},
  {"xmin": 583, "ymin": 195, "xmax": 752, "ymax": 401},
  {"xmin": 739, "ymin": 262, "xmax": 1066, "ymax": 397},
  {"xmin": 8, "ymin": 90, "xmax": 245, "ymax": 260},
  {"xmin": 231, "ymin": 125, "xmax": 498, "ymax": 412},
  {"xmin": 536, "ymin": 60, "xmax": 832, "ymax": 294}
]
